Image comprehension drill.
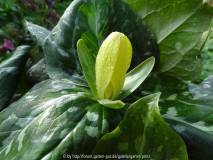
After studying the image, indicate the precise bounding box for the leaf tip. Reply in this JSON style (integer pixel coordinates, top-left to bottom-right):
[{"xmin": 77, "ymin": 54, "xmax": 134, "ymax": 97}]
[
  {"xmin": 154, "ymin": 92, "xmax": 161, "ymax": 100},
  {"xmin": 77, "ymin": 39, "xmax": 84, "ymax": 46}
]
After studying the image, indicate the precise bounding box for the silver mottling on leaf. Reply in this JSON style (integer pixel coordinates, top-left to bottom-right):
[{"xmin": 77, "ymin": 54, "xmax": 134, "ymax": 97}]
[
  {"xmin": 173, "ymin": 125, "xmax": 186, "ymax": 133},
  {"xmin": 181, "ymin": 91, "xmax": 190, "ymax": 96},
  {"xmin": 5, "ymin": 140, "xmax": 13, "ymax": 155},
  {"xmin": 85, "ymin": 126, "xmax": 99, "ymax": 138},
  {"xmin": 193, "ymin": 93, "xmax": 208, "ymax": 100},
  {"xmin": 203, "ymin": 84, "xmax": 211, "ymax": 88},
  {"xmin": 17, "ymin": 126, "xmax": 28, "ymax": 151},
  {"xmin": 15, "ymin": 117, "xmax": 33, "ymax": 128},
  {"xmin": 166, "ymin": 94, "xmax": 177, "ymax": 100},
  {"xmin": 26, "ymin": 95, "xmax": 37, "ymax": 100},
  {"xmin": 191, "ymin": 121, "xmax": 213, "ymax": 132},
  {"xmin": 165, "ymin": 107, "xmax": 178, "ymax": 117},
  {"xmin": 62, "ymin": 19, "xmax": 71, "ymax": 28},
  {"xmin": 57, "ymin": 48, "xmax": 69, "ymax": 57},
  {"xmin": 67, "ymin": 107, "xmax": 79, "ymax": 113},
  {"xmin": 86, "ymin": 112, "xmax": 99, "ymax": 122},
  {"xmin": 1, "ymin": 113, "xmax": 18, "ymax": 127}
]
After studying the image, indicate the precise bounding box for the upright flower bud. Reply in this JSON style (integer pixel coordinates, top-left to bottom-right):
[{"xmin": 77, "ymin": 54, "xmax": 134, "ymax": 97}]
[{"xmin": 96, "ymin": 32, "xmax": 132, "ymax": 100}]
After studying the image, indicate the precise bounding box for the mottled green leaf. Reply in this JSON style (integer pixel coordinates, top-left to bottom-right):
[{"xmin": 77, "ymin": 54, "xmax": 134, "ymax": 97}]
[
  {"xmin": 124, "ymin": 0, "xmax": 213, "ymax": 80},
  {"xmin": 15, "ymin": 46, "xmax": 45, "ymax": 95},
  {"xmin": 0, "ymin": 46, "xmax": 31, "ymax": 111},
  {"xmin": 43, "ymin": 34, "xmax": 87, "ymax": 86},
  {"xmin": 135, "ymin": 73, "xmax": 213, "ymax": 160},
  {"xmin": 0, "ymin": 79, "xmax": 123, "ymax": 159},
  {"xmin": 25, "ymin": 58, "xmax": 49, "ymax": 88},
  {"xmin": 42, "ymin": 0, "xmax": 159, "ymax": 85},
  {"xmin": 77, "ymin": 39, "xmax": 97, "ymax": 97},
  {"xmin": 25, "ymin": 22, "xmax": 82, "ymax": 87},
  {"xmin": 28, "ymin": 46, "xmax": 44, "ymax": 64},
  {"xmin": 118, "ymin": 56, "xmax": 155, "ymax": 100},
  {"xmin": 93, "ymin": 93, "xmax": 188, "ymax": 160},
  {"xmin": 25, "ymin": 21, "xmax": 51, "ymax": 45}
]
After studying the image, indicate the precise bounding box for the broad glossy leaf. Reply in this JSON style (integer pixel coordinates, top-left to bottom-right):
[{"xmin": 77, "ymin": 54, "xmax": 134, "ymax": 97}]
[
  {"xmin": 25, "ymin": 21, "xmax": 51, "ymax": 45},
  {"xmin": 134, "ymin": 73, "xmax": 213, "ymax": 159},
  {"xmin": 118, "ymin": 56, "xmax": 155, "ymax": 100},
  {"xmin": 124, "ymin": 0, "xmax": 213, "ymax": 80},
  {"xmin": 0, "ymin": 46, "xmax": 31, "ymax": 111},
  {"xmin": 28, "ymin": 46, "xmax": 45, "ymax": 64},
  {"xmin": 25, "ymin": 21, "xmax": 86, "ymax": 86},
  {"xmin": 42, "ymin": 0, "xmax": 159, "ymax": 84},
  {"xmin": 77, "ymin": 39, "xmax": 97, "ymax": 97},
  {"xmin": 93, "ymin": 93, "xmax": 188, "ymax": 160},
  {"xmin": 0, "ymin": 79, "xmax": 123, "ymax": 159},
  {"xmin": 15, "ymin": 47, "xmax": 45, "ymax": 95},
  {"xmin": 25, "ymin": 22, "xmax": 87, "ymax": 87},
  {"xmin": 25, "ymin": 58, "xmax": 49, "ymax": 88},
  {"xmin": 43, "ymin": 35, "xmax": 88, "ymax": 87}
]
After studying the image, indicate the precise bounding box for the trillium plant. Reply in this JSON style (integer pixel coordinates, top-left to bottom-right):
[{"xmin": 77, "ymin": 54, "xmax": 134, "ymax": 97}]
[
  {"xmin": 77, "ymin": 32, "xmax": 155, "ymax": 109},
  {"xmin": 1, "ymin": 0, "xmax": 213, "ymax": 160}
]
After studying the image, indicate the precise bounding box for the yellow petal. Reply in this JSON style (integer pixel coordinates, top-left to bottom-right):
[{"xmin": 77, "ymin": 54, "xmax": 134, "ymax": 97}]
[
  {"xmin": 96, "ymin": 32, "xmax": 132, "ymax": 100},
  {"xmin": 104, "ymin": 81, "xmax": 114, "ymax": 99},
  {"xmin": 122, "ymin": 34, "xmax": 132, "ymax": 71},
  {"xmin": 96, "ymin": 32, "xmax": 121, "ymax": 99},
  {"xmin": 110, "ymin": 36, "xmax": 127, "ymax": 100}
]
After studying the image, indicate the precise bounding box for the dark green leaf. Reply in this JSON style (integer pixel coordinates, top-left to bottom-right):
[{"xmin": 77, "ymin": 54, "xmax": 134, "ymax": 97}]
[
  {"xmin": 28, "ymin": 46, "xmax": 44, "ymax": 64},
  {"xmin": 15, "ymin": 46, "xmax": 45, "ymax": 95},
  {"xmin": 25, "ymin": 22, "xmax": 86, "ymax": 86},
  {"xmin": 43, "ymin": 35, "xmax": 88, "ymax": 87},
  {"xmin": 124, "ymin": 0, "xmax": 213, "ymax": 80},
  {"xmin": 25, "ymin": 58, "xmax": 49, "ymax": 88},
  {"xmin": 135, "ymin": 73, "xmax": 213, "ymax": 160},
  {"xmin": 25, "ymin": 21, "xmax": 51, "ymax": 45},
  {"xmin": 93, "ymin": 93, "xmax": 188, "ymax": 160},
  {"xmin": 0, "ymin": 79, "xmax": 123, "ymax": 159},
  {"xmin": 0, "ymin": 46, "xmax": 31, "ymax": 111}
]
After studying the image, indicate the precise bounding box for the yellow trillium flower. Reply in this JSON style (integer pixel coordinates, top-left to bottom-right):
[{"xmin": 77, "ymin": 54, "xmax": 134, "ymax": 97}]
[{"xmin": 96, "ymin": 32, "xmax": 132, "ymax": 100}]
